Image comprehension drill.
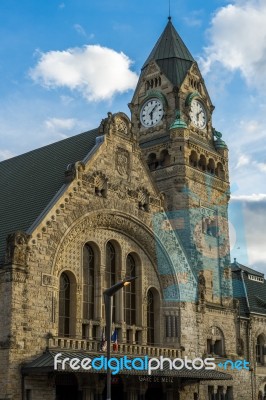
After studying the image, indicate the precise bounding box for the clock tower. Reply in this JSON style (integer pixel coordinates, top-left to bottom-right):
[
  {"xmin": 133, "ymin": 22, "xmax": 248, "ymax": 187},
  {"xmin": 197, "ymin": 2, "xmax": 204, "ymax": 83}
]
[{"xmin": 129, "ymin": 18, "xmax": 232, "ymax": 304}]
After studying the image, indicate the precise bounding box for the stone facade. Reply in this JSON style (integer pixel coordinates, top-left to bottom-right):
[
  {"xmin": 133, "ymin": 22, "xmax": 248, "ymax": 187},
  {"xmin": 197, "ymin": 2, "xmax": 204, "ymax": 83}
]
[{"xmin": 0, "ymin": 19, "xmax": 265, "ymax": 400}]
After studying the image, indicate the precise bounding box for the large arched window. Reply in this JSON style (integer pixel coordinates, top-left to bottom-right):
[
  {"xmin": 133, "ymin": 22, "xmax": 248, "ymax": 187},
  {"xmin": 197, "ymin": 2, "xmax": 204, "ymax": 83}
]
[
  {"xmin": 147, "ymin": 289, "xmax": 155, "ymax": 345},
  {"xmin": 124, "ymin": 254, "xmax": 136, "ymax": 325},
  {"xmin": 106, "ymin": 242, "xmax": 116, "ymax": 319},
  {"xmin": 83, "ymin": 244, "xmax": 95, "ymax": 320},
  {"xmin": 59, "ymin": 273, "xmax": 71, "ymax": 337}
]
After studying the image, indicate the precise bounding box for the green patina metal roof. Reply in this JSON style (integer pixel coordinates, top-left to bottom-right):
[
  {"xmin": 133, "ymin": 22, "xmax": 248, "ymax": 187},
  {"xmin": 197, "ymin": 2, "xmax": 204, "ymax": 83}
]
[
  {"xmin": 0, "ymin": 128, "xmax": 99, "ymax": 264},
  {"xmin": 142, "ymin": 19, "xmax": 195, "ymax": 88},
  {"xmin": 170, "ymin": 111, "xmax": 188, "ymax": 129}
]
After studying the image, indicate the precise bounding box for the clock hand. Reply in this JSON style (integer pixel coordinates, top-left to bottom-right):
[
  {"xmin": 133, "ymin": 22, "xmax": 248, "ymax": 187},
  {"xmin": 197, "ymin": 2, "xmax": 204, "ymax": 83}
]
[{"xmin": 150, "ymin": 104, "xmax": 158, "ymax": 115}]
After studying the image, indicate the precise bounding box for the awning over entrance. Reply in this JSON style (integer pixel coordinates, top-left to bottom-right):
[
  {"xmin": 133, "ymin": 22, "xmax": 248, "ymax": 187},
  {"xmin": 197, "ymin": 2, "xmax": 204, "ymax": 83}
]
[{"xmin": 21, "ymin": 350, "xmax": 232, "ymax": 381}]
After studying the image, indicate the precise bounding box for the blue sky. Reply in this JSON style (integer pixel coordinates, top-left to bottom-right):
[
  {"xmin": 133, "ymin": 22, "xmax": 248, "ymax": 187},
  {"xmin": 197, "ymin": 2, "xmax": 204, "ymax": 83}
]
[{"xmin": 0, "ymin": 0, "xmax": 266, "ymax": 271}]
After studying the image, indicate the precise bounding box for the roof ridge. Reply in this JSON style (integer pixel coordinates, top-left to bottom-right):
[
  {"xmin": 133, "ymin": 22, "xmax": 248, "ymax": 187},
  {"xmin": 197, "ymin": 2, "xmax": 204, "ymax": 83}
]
[{"xmin": 230, "ymin": 261, "xmax": 264, "ymax": 277}]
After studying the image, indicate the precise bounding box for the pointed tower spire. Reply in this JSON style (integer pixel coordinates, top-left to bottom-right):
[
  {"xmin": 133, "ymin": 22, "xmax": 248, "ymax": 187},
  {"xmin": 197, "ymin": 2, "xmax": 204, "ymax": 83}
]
[{"xmin": 142, "ymin": 19, "xmax": 195, "ymax": 88}]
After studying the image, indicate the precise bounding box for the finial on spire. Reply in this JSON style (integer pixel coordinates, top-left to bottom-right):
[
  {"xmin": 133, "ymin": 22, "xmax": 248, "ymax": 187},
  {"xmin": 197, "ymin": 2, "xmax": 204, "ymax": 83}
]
[{"xmin": 168, "ymin": 0, "xmax": 171, "ymax": 20}]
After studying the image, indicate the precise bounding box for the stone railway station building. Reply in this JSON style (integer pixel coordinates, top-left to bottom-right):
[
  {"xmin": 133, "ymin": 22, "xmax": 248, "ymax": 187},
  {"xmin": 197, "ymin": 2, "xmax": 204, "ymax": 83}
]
[{"xmin": 0, "ymin": 19, "xmax": 266, "ymax": 400}]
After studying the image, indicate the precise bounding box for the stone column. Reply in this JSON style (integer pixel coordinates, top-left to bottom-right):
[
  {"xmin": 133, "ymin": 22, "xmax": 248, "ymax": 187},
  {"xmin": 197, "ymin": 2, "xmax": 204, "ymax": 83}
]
[
  {"xmin": 166, "ymin": 388, "xmax": 174, "ymax": 400},
  {"xmin": 212, "ymin": 386, "xmax": 218, "ymax": 400},
  {"xmin": 139, "ymin": 381, "xmax": 148, "ymax": 400},
  {"xmin": 127, "ymin": 389, "xmax": 137, "ymax": 400},
  {"xmin": 221, "ymin": 386, "xmax": 227, "ymax": 400},
  {"xmin": 82, "ymin": 388, "xmax": 94, "ymax": 400}
]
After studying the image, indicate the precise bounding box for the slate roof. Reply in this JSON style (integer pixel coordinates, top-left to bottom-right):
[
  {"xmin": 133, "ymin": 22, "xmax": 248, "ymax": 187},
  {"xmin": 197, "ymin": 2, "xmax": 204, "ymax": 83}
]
[
  {"xmin": 0, "ymin": 128, "xmax": 99, "ymax": 264},
  {"xmin": 231, "ymin": 261, "xmax": 266, "ymax": 317},
  {"xmin": 22, "ymin": 349, "xmax": 232, "ymax": 380},
  {"xmin": 142, "ymin": 19, "xmax": 195, "ymax": 88}
]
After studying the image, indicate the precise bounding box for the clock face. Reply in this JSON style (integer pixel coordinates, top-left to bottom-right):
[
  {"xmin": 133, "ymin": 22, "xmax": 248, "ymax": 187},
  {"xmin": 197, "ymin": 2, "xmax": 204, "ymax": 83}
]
[
  {"xmin": 189, "ymin": 99, "xmax": 207, "ymax": 129},
  {"xmin": 140, "ymin": 98, "xmax": 164, "ymax": 127}
]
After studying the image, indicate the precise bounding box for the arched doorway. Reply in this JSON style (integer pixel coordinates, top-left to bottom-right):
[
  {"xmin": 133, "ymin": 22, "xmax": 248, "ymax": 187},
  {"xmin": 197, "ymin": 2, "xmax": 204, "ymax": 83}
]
[{"xmin": 55, "ymin": 373, "xmax": 79, "ymax": 400}]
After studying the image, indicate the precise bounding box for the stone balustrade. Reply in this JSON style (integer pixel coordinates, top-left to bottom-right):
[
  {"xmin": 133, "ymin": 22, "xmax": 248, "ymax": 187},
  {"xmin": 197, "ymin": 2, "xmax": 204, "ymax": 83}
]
[{"xmin": 48, "ymin": 337, "xmax": 182, "ymax": 358}]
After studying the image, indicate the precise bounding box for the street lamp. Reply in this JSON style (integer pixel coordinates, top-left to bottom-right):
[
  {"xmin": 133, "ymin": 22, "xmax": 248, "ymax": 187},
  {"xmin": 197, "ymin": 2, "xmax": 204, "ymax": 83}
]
[{"xmin": 103, "ymin": 277, "xmax": 137, "ymax": 400}]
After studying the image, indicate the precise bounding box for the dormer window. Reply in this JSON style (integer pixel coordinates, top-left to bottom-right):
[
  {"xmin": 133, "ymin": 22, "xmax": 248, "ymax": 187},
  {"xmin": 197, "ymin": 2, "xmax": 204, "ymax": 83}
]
[{"xmin": 248, "ymin": 274, "xmax": 264, "ymax": 283}]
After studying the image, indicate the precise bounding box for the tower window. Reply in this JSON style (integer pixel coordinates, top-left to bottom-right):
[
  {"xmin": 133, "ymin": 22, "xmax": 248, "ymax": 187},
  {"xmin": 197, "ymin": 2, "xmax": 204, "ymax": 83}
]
[
  {"xmin": 198, "ymin": 155, "xmax": 207, "ymax": 171},
  {"xmin": 207, "ymin": 158, "xmax": 215, "ymax": 174},
  {"xmin": 189, "ymin": 150, "xmax": 198, "ymax": 168},
  {"xmin": 215, "ymin": 162, "xmax": 225, "ymax": 179},
  {"xmin": 202, "ymin": 217, "xmax": 217, "ymax": 237},
  {"xmin": 159, "ymin": 149, "xmax": 170, "ymax": 167},
  {"xmin": 147, "ymin": 153, "xmax": 158, "ymax": 170}
]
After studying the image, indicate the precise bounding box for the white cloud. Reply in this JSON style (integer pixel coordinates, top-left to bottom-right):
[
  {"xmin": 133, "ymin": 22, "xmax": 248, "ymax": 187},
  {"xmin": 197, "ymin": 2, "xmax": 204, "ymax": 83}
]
[
  {"xmin": 45, "ymin": 117, "xmax": 77, "ymax": 131},
  {"xmin": 231, "ymin": 194, "xmax": 266, "ymax": 202},
  {"xmin": 236, "ymin": 154, "xmax": 250, "ymax": 169},
  {"xmin": 60, "ymin": 95, "xmax": 74, "ymax": 106},
  {"xmin": 0, "ymin": 149, "xmax": 16, "ymax": 161},
  {"xmin": 74, "ymin": 24, "xmax": 87, "ymax": 37},
  {"xmin": 73, "ymin": 24, "xmax": 95, "ymax": 40},
  {"xmin": 29, "ymin": 45, "xmax": 139, "ymax": 102},
  {"xmin": 183, "ymin": 10, "xmax": 203, "ymax": 28},
  {"xmin": 256, "ymin": 162, "xmax": 266, "ymax": 173},
  {"xmin": 244, "ymin": 202, "xmax": 266, "ymax": 267},
  {"xmin": 201, "ymin": 0, "xmax": 266, "ymax": 89}
]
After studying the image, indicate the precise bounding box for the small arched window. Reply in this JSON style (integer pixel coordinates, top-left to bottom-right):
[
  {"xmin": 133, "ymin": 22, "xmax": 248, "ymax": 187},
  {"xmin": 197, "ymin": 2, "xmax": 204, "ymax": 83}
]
[
  {"xmin": 207, "ymin": 326, "xmax": 225, "ymax": 356},
  {"xmin": 159, "ymin": 149, "xmax": 170, "ymax": 168},
  {"xmin": 215, "ymin": 162, "xmax": 225, "ymax": 179},
  {"xmin": 59, "ymin": 273, "xmax": 71, "ymax": 337},
  {"xmin": 147, "ymin": 153, "xmax": 158, "ymax": 171},
  {"xmin": 124, "ymin": 254, "xmax": 136, "ymax": 325},
  {"xmin": 207, "ymin": 158, "xmax": 215, "ymax": 174},
  {"xmin": 189, "ymin": 150, "xmax": 198, "ymax": 168},
  {"xmin": 198, "ymin": 155, "xmax": 207, "ymax": 171},
  {"xmin": 83, "ymin": 244, "xmax": 95, "ymax": 320}
]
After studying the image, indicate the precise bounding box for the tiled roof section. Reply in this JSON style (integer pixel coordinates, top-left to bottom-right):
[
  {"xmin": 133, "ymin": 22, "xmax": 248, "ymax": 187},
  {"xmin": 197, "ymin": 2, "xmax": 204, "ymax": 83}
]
[
  {"xmin": 140, "ymin": 134, "xmax": 170, "ymax": 149},
  {"xmin": 231, "ymin": 262, "xmax": 266, "ymax": 316},
  {"xmin": 231, "ymin": 270, "xmax": 249, "ymax": 317},
  {"xmin": 243, "ymin": 274, "xmax": 266, "ymax": 315},
  {"xmin": 0, "ymin": 128, "xmax": 99, "ymax": 264},
  {"xmin": 142, "ymin": 20, "xmax": 195, "ymax": 87},
  {"xmin": 22, "ymin": 350, "xmax": 232, "ymax": 380},
  {"xmin": 231, "ymin": 261, "xmax": 264, "ymax": 277}
]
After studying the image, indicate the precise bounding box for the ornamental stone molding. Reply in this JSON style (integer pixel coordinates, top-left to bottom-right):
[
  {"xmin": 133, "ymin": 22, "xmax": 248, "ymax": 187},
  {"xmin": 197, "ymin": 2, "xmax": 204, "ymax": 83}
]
[
  {"xmin": 4, "ymin": 231, "xmax": 31, "ymax": 266},
  {"xmin": 37, "ymin": 210, "xmax": 198, "ymax": 302}
]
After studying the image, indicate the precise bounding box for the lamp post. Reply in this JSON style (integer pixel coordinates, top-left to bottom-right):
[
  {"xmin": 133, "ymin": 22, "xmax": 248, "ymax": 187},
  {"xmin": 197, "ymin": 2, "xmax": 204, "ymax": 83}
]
[{"xmin": 103, "ymin": 277, "xmax": 137, "ymax": 400}]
